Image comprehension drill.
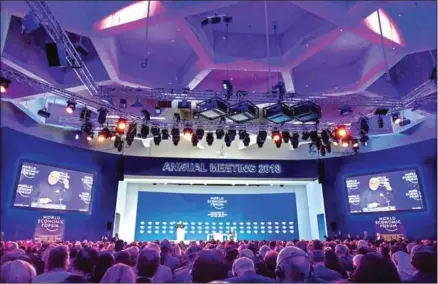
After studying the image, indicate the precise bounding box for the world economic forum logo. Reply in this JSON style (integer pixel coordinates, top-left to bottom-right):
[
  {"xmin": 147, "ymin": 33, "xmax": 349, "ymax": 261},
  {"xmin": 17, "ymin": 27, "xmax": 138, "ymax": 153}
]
[
  {"xmin": 402, "ymin": 172, "xmax": 418, "ymax": 184},
  {"xmin": 375, "ymin": 216, "xmax": 402, "ymax": 233},
  {"xmin": 208, "ymin": 197, "xmax": 227, "ymax": 210}
]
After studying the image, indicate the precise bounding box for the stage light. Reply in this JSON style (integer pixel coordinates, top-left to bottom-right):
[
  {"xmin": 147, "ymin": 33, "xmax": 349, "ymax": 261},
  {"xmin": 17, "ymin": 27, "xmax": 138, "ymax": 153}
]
[
  {"xmin": 359, "ymin": 118, "xmax": 369, "ymax": 134},
  {"xmin": 119, "ymin": 98, "xmax": 127, "ymax": 109},
  {"xmin": 151, "ymin": 127, "xmax": 160, "ymax": 137},
  {"xmin": 141, "ymin": 109, "xmax": 151, "ymax": 121},
  {"xmin": 336, "ymin": 127, "xmax": 347, "ymax": 138},
  {"xmin": 321, "ymin": 129, "xmax": 330, "ymax": 145},
  {"xmin": 81, "ymin": 121, "xmax": 93, "ymax": 136},
  {"xmin": 377, "ymin": 116, "xmax": 384, "ymax": 128},
  {"xmin": 302, "ymin": 131, "xmax": 310, "ymax": 141},
  {"xmin": 290, "ymin": 101, "xmax": 322, "ymax": 123},
  {"xmin": 291, "ymin": 133, "xmax": 299, "ymax": 149},
  {"xmin": 0, "ymin": 77, "xmax": 11, "ymax": 93},
  {"xmin": 174, "ymin": 113, "xmax": 181, "ymax": 122},
  {"xmin": 191, "ymin": 134, "xmax": 199, "ymax": 146},
  {"xmin": 80, "ymin": 107, "xmax": 91, "ymax": 121},
  {"xmin": 342, "ymin": 141, "xmax": 349, "ymax": 148},
  {"xmin": 161, "ymin": 129, "xmax": 169, "ymax": 140},
  {"xmin": 326, "ymin": 142, "xmax": 332, "ymax": 153},
  {"xmin": 257, "ymin": 131, "xmax": 267, "ymax": 148},
  {"xmin": 172, "ymin": 135, "xmax": 180, "ymax": 146},
  {"xmin": 183, "ymin": 128, "xmax": 193, "ymax": 138},
  {"xmin": 224, "ymin": 133, "xmax": 232, "ymax": 147},
  {"xmin": 37, "ymin": 108, "xmax": 51, "ymax": 118},
  {"xmin": 242, "ymin": 134, "xmax": 250, "ymax": 147},
  {"xmin": 74, "ymin": 131, "xmax": 81, "ymax": 140},
  {"xmin": 140, "ymin": 124, "xmax": 149, "ymax": 138},
  {"xmin": 263, "ymin": 103, "xmax": 293, "ymax": 124},
  {"xmin": 222, "ymin": 79, "xmax": 232, "ymax": 91},
  {"xmin": 153, "ymin": 136, "xmax": 161, "ymax": 146},
  {"xmin": 116, "ymin": 118, "xmax": 127, "ymax": 134},
  {"xmin": 227, "ymin": 101, "xmax": 259, "ymax": 123},
  {"xmin": 216, "ymin": 129, "xmax": 225, "ymax": 140},
  {"xmin": 360, "ymin": 134, "xmax": 369, "ymax": 146},
  {"xmin": 97, "ymin": 132, "xmax": 105, "ymax": 142},
  {"xmin": 272, "ymin": 131, "xmax": 282, "ymax": 148},
  {"xmin": 238, "ymin": 130, "xmax": 247, "ymax": 140},
  {"xmin": 282, "ymin": 131, "xmax": 290, "ymax": 143},
  {"xmin": 126, "ymin": 123, "xmax": 137, "ymax": 146},
  {"xmin": 86, "ymin": 133, "xmax": 94, "ymax": 141},
  {"xmin": 339, "ymin": 104, "xmax": 353, "ymax": 116},
  {"xmin": 352, "ymin": 139, "xmax": 359, "ymax": 152},
  {"xmin": 155, "ymin": 105, "xmax": 161, "ymax": 114},
  {"xmin": 399, "ymin": 119, "xmax": 411, "ymax": 127},
  {"xmin": 206, "ymin": 133, "xmax": 214, "ymax": 146},
  {"xmin": 196, "ymin": 129, "xmax": 205, "ymax": 140},
  {"xmin": 196, "ymin": 97, "xmax": 230, "ymax": 120},
  {"xmin": 391, "ymin": 113, "xmax": 401, "ymax": 125},
  {"xmin": 98, "ymin": 108, "xmax": 107, "ymax": 124},
  {"xmin": 66, "ymin": 101, "xmax": 76, "ymax": 114},
  {"xmin": 272, "ymin": 81, "xmax": 286, "ymax": 96},
  {"xmin": 171, "ymin": 128, "xmax": 180, "ymax": 146},
  {"xmin": 227, "ymin": 129, "xmax": 237, "ymax": 141},
  {"xmin": 333, "ymin": 141, "xmax": 339, "ymax": 146}
]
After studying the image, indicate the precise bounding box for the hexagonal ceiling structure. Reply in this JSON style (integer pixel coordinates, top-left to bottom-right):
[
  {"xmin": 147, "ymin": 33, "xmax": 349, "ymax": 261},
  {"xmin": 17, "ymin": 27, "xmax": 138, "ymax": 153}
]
[{"xmin": 0, "ymin": 1, "xmax": 436, "ymax": 160}]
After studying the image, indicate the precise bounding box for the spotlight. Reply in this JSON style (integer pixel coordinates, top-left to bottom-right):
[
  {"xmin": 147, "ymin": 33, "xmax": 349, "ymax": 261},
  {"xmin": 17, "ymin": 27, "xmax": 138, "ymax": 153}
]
[
  {"xmin": 97, "ymin": 132, "xmax": 105, "ymax": 142},
  {"xmin": 140, "ymin": 124, "xmax": 149, "ymax": 138},
  {"xmin": 291, "ymin": 133, "xmax": 299, "ymax": 149},
  {"xmin": 224, "ymin": 133, "xmax": 232, "ymax": 147},
  {"xmin": 227, "ymin": 101, "xmax": 259, "ymax": 123},
  {"xmin": 391, "ymin": 113, "xmax": 401, "ymax": 125},
  {"xmin": 191, "ymin": 134, "xmax": 199, "ymax": 146},
  {"xmin": 116, "ymin": 139, "xmax": 124, "ymax": 152},
  {"xmin": 239, "ymin": 130, "xmax": 247, "ymax": 140},
  {"xmin": 352, "ymin": 139, "xmax": 359, "ymax": 152},
  {"xmin": 141, "ymin": 109, "xmax": 151, "ymax": 121},
  {"xmin": 321, "ymin": 129, "xmax": 330, "ymax": 145},
  {"xmin": 81, "ymin": 121, "xmax": 93, "ymax": 136},
  {"xmin": 161, "ymin": 129, "xmax": 169, "ymax": 140},
  {"xmin": 174, "ymin": 113, "xmax": 181, "ymax": 122},
  {"xmin": 155, "ymin": 104, "xmax": 161, "ymax": 114},
  {"xmin": 37, "ymin": 108, "xmax": 51, "ymax": 118},
  {"xmin": 86, "ymin": 133, "xmax": 94, "ymax": 141},
  {"xmin": 126, "ymin": 123, "xmax": 137, "ymax": 146},
  {"xmin": 309, "ymin": 130, "xmax": 319, "ymax": 143},
  {"xmin": 339, "ymin": 104, "xmax": 353, "ymax": 116},
  {"xmin": 74, "ymin": 131, "xmax": 81, "ymax": 140},
  {"xmin": 151, "ymin": 127, "xmax": 161, "ymax": 137},
  {"xmin": 227, "ymin": 129, "xmax": 237, "ymax": 141},
  {"xmin": 206, "ymin": 133, "xmax": 214, "ymax": 146},
  {"xmin": 282, "ymin": 131, "xmax": 290, "ymax": 143},
  {"xmin": 0, "ymin": 77, "xmax": 11, "ymax": 93},
  {"xmin": 119, "ymin": 98, "xmax": 127, "ymax": 109},
  {"xmin": 377, "ymin": 116, "xmax": 384, "ymax": 128},
  {"xmin": 116, "ymin": 118, "xmax": 127, "ymax": 134},
  {"xmin": 272, "ymin": 131, "xmax": 282, "ymax": 148},
  {"xmin": 80, "ymin": 107, "xmax": 91, "ymax": 120},
  {"xmin": 359, "ymin": 118, "xmax": 369, "ymax": 134},
  {"xmin": 326, "ymin": 142, "xmax": 332, "ymax": 153},
  {"xmin": 196, "ymin": 97, "xmax": 230, "ymax": 120},
  {"xmin": 171, "ymin": 128, "xmax": 180, "ymax": 146},
  {"xmin": 66, "ymin": 101, "xmax": 76, "ymax": 114},
  {"xmin": 196, "ymin": 129, "xmax": 205, "ymax": 140},
  {"xmin": 263, "ymin": 103, "xmax": 293, "ymax": 124},
  {"xmin": 183, "ymin": 128, "xmax": 193, "ymax": 138},
  {"xmin": 336, "ymin": 126, "xmax": 347, "ymax": 139},
  {"xmin": 114, "ymin": 136, "xmax": 122, "ymax": 150},
  {"xmin": 342, "ymin": 141, "xmax": 349, "ymax": 148},
  {"xmin": 302, "ymin": 132, "xmax": 310, "ymax": 141},
  {"xmin": 333, "ymin": 141, "xmax": 339, "ymax": 146},
  {"xmin": 153, "ymin": 136, "xmax": 161, "ymax": 146},
  {"xmin": 272, "ymin": 81, "xmax": 286, "ymax": 96},
  {"xmin": 242, "ymin": 134, "xmax": 250, "ymax": 147},
  {"xmin": 216, "ymin": 129, "xmax": 225, "ymax": 140},
  {"xmin": 222, "ymin": 79, "xmax": 233, "ymax": 92},
  {"xmin": 257, "ymin": 131, "xmax": 267, "ymax": 148},
  {"xmin": 98, "ymin": 108, "xmax": 107, "ymax": 124}
]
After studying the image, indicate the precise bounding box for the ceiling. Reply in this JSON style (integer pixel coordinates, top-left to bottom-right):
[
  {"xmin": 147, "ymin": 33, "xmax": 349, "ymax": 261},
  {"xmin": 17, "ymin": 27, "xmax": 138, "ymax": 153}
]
[{"xmin": 0, "ymin": 1, "xmax": 436, "ymax": 160}]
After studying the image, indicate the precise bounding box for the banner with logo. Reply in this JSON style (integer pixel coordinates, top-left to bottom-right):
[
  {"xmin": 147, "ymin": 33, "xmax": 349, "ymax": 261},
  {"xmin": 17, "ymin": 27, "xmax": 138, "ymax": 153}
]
[
  {"xmin": 374, "ymin": 216, "xmax": 404, "ymax": 234},
  {"xmin": 34, "ymin": 215, "xmax": 65, "ymax": 241}
]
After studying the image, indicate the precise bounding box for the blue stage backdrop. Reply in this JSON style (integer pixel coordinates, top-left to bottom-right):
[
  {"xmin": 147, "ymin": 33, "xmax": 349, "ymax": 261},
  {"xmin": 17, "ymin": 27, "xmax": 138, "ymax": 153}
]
[{"xmin": 135, "ymin": 192, "xmax": 299, "ymax": 241}]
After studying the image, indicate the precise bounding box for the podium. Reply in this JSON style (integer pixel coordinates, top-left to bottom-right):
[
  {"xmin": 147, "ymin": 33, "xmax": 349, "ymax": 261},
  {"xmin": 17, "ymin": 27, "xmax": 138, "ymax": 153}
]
[{"xmin": 176, "ymin": 228, "xmax": 186, "ymax": 242}]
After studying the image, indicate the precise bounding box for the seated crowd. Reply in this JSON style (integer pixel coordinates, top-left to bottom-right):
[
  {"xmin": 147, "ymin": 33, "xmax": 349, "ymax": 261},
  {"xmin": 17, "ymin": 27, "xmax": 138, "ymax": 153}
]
[{"xmin": 0, "ymin": 236, "xmax": 436, "ymax": 283}]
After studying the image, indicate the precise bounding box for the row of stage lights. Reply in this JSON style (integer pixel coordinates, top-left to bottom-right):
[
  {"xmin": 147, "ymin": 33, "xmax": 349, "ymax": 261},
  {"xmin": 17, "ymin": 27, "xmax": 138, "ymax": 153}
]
[{"xmin": 62, "ymin": 97, "xmax": 371, "ymax": 155}]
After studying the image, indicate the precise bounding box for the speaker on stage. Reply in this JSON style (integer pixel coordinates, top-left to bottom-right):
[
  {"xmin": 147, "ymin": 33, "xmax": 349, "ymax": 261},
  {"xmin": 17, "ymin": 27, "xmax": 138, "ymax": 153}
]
[{"xmin": 45, "ymin": 42, "xmax": 67, "ymax": 67}]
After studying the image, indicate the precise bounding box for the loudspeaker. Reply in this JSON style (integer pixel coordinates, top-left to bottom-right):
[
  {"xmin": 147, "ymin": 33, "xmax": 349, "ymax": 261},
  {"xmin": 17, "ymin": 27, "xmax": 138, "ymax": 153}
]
[
  {"xmin": 45, "ymin": 42, "xmax": 67, "ymax": 67},
  {"xmin": 106, "ymin": 221, "xmax": 113, "ymax": 231},
  {"xmin": 117, "ymin": 156, "xmax": 125, "ymax": 181},
  {"xmin": 317, "ymin": 160, "xmax": 324, "ymax": 184},
  {"xmin": 330, "ymin": 222, "xmax": 338, "ymax": 233}
]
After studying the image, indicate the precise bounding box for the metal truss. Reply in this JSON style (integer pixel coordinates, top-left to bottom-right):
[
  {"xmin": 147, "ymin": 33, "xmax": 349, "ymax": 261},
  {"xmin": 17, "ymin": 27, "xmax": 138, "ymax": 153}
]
[
  {"xmin": 25, "ymin": 1, "xmax": 105, "ymax": 101},
  {"xmin": 2, "ymin": 67, "xmax": 436, "ymax": 133}
]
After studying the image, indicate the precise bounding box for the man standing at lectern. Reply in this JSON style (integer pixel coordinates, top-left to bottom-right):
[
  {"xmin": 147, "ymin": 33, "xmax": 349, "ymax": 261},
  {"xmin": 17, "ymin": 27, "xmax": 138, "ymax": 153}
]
[{"xmin": 176, "ymin": 221, "xmax": 185, "ymax": 243}]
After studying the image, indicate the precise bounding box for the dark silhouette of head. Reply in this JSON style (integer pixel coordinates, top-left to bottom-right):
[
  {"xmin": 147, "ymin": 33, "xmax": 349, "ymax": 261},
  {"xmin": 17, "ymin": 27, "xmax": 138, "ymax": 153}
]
[
  {"xmin": 276, "ymin": 247, "xmax": 311, "ymax": 283},
  {"xmin": 137, "ymin": 248, "xmax": 159, "ymax": 279},
  {"xmin": 115, "ymin": 250, "xmax": 131, "ymax": 266},
  {"xmin": 325, "ymin": 249, "xmax": 347, "ymax": 278},
  {"xmin": 46, "ymin": 246, "xmax": 69, "ymax": 272},
  {"xmin": 73, "ymin": 247, "xmax": 98, "ymax": 276},
  {"xmin": 411, "ymin": 251, "xmax": 437, "ymax": 274},
  {"xmin": 191, "ymin": 250, "xmax": 228, "ymax": 283},
  {"xmin": 352, "ymin": 253, "xmax": 401, "ymax": 283},
  {"xmin": 91, "ymin": 252, "xmax": 114, "ymax": 283}
]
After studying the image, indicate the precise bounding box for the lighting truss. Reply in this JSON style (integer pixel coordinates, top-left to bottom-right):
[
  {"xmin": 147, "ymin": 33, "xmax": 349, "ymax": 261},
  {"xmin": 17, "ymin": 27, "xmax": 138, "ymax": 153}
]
[{"xmin": 25, "ymin": 1, "xmax": 107, "ymax": 102}]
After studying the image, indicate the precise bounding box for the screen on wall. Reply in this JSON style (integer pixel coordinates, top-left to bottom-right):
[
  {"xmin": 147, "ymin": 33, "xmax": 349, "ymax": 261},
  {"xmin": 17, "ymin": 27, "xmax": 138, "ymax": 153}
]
[
  {"xmin": 13, "ymin": 161, "xmax": 95, "ymax": 212},
  {"xmin": 135, "ymin": 192, "xmax": 299, "ymax": 241},
  {"xmin": 346, "ymin": 169, "xmax": 424, "ymax": 214}
]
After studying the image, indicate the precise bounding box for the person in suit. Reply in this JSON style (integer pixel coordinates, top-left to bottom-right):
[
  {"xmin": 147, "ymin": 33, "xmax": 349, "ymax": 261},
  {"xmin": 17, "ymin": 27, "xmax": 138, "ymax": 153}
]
[
  {"xmin": 311, "ymin": 250, "xmax": 342, "ymax": 282},
  {"xmin": 30, "ymin": 171, "xmax": 71, "ymax": 208},
  {"xmin": 225, "ymin": 257, "xmax": 274, "ymax": 283},
  {"xmin": 160, "ymin": 240, "xmax": 179, "ymax": 271},
  {"xmin": 360, "ymin": 177, "xmax": 394, "ymax": 211}
]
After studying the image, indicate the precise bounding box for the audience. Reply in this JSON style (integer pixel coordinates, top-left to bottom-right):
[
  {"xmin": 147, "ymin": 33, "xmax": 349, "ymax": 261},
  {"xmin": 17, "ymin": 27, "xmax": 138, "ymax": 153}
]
[{"xmin": 0, "ymin": 235, "xmax": 436, "ymax": 283}]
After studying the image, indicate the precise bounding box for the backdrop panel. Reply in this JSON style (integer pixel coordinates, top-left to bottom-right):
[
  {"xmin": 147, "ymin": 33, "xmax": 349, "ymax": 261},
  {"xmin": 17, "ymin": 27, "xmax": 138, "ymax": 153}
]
[{"xmin": 134, "ymin": 192, "xmax": 299, "ymax": 241}]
